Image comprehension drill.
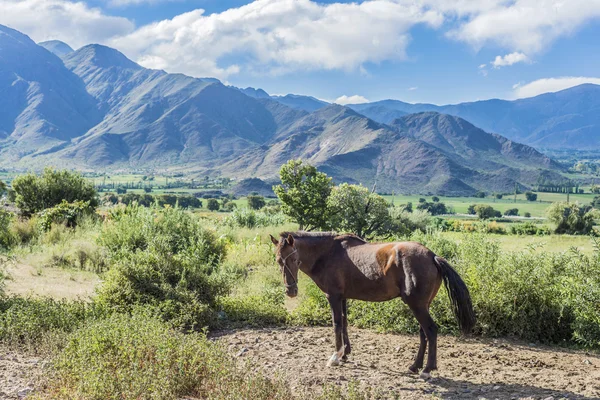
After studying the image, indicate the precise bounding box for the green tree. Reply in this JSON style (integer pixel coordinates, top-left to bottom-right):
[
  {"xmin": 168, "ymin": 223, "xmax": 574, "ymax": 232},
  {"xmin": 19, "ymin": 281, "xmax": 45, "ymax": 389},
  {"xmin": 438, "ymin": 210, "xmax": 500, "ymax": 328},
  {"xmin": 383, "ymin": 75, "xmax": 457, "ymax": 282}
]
[
  {"xmin": 503, "ymin": 208, "xmax": 519, "ymax": 216},
  {"xmin": 525, "ymin": 192, "xmax": 538, "ymax": 201},
  {"xmin": 274, "ymin": 160, "xmax": 333, "ymax": 230},
  {"xmin": 207, "ymin": 198, "xmax": 220, "ymax": 211},
  {"xmin": 247, "ymin": 195, "xmax": 266, "ymax": 210},
  {"xmin": 0, "ymin": 180, "xmax": 6, "ymax": 196},
  {"xmin": 474, "ymin": 204, "xmax": 497, "ymax": 219},
  {"xmin": 327, "ymin": 183, "xmax": 390, "ymax": 238},
  {"xmin": 475, "ymin": 191, "xmax": 486, "ymax": 198},
  {"xmin": 12, "ymin": 168, "xmax": 98, "ymax": 215},
  {"xmin": 431, "ymin": 196, "xmax": 440, "ymax": 202},
  {"xmin": 495, "ymin": 194, "xmax": 503, "ymax": 199},
  {"xmin": 546, "ymin": 202, "xmax": 599, "ymax": 234}
]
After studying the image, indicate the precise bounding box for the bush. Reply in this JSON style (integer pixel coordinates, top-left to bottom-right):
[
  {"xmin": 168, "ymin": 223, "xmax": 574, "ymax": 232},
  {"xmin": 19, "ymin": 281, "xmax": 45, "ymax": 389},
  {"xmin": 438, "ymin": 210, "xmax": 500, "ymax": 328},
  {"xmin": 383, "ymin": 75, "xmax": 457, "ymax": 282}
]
[
  {"xmin": 388, "ymin": 208, "xmax": 431, "ymax": 236},
  {"xmin": 525, "ymin": 191, "xmax": 538, "ymax": 201},
  {"xmin": 475, "ymin": 191, "xmax": 486, "ymax": 198},
  {"xmin": 0, "ymin": 210, "xmax": 16, "ymax": 250},
  {"xmin": 546, "ymin": 202, "xmax": 599, "ymax": 234},
  {"xmin": 223, "ymin": 208, "xmax": 287, "ymax": 229},
  {"xmin": 431, "ymin": 196, "xmax": 439, "ymax": 202},
  {"xmin": 247, "ymin": 195, "xmax": 266, "ymax": 210},
  {"xmin": 503, "ymin": 208, "xmax": 519, "ymax": 216},
  {"xmin": 97, "ymin": 205, "xmax": 228, "ymax": 329},
  {"xmin": 12, "ymin": 168, "xmax": 98, "ymax": 215},
  {"xmin": 38, "ymin": 200, "xmax": 95, "ymax": 231},
  {"xmin": 473, "ymin": 204, "xmax": 497, "ymax": 219},
  {"xmin": 207, "ymin": 198, "xmax": 220, "ymax": 211},
  {"xmin": 524, "ymin": 212, "xmax": 532, "ymax": 218},
  {"xmin": 509, "ymin": 222, "xmax": 551, "ymax": 236},
  {"xmin": 48, "ymin": 312, "xmax": 292, "ymax": 400},
  {"xmin": 416, "ymin": 201, "xmax": 448, "ymax": 216}
]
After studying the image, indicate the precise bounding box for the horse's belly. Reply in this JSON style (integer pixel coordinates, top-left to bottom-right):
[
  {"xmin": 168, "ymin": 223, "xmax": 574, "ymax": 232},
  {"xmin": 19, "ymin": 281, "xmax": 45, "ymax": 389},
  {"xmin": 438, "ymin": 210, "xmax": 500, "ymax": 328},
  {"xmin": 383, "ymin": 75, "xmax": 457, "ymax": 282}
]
[{"xmin": 345, "ymin": 276, "xmax": 401, "ymax": 301}]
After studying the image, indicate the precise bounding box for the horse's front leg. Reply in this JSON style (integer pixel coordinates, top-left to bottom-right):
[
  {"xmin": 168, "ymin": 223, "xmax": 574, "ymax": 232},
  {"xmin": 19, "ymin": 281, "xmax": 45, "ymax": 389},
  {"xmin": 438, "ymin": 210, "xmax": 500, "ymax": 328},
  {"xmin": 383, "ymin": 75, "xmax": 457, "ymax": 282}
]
[{"xmin": 326, "ymin": 294, "xmax": 345, "ymax": 367}]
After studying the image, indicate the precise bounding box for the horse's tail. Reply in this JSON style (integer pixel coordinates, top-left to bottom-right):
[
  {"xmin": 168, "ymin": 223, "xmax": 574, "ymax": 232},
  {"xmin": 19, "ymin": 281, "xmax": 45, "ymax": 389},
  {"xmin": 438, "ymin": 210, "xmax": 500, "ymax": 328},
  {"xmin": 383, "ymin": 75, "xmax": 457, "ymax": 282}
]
[{"xmin": 434, "ymin": 256, "xmax": 476, "ymax": 335}]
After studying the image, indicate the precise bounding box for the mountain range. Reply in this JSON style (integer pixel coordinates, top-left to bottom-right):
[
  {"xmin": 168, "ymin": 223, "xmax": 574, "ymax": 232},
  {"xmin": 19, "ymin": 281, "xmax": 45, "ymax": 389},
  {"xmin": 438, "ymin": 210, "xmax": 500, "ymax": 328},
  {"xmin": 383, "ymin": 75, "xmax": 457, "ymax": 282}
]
[{"xmin": 0, "ymin": 24, "xmax": 580, "ymax": 195}]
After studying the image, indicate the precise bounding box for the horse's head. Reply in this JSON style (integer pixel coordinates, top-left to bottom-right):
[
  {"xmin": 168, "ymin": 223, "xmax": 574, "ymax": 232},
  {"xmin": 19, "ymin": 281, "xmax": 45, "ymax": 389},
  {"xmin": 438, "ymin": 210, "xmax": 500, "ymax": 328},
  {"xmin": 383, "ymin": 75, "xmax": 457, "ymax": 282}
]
[{"xmin": 270, "ymin": 234, "xmax": 300, "ymax": 298}]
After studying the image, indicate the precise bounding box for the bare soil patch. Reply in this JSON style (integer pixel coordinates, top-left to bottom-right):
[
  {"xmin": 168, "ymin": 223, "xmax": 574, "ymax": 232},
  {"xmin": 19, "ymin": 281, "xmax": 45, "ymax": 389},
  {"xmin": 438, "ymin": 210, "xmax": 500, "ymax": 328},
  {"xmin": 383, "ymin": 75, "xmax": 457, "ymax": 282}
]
[
  {"xmin": 0, "ymin": 346, "xmax": 46, "ymax": 399},
  {"xmin": 214, "ymin": 327, "xmax": 600, "ymax": 399}
]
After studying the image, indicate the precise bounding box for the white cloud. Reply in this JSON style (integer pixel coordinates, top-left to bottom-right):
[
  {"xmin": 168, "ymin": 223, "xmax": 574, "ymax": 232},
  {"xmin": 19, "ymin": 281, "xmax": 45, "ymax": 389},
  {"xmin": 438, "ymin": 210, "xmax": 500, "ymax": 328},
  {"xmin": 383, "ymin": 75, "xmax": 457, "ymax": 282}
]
[
  {"xmin": 513, "ymin": 77, "xmax": 600, "ymax": 98},
  {"xmin": 478, "ymin": 64, "xmax": 487, "ymax": 69},
  {"xmin": 408, "ymin": 86, "xmax": 418, "ymax": 91},
  {"xmin": 0, "ymin": 0, "xmax": 134, "ymax": 48},
  {"xmin": 446, "ymin": 0, "xmax": 600, "ymax": 54},
  {"xmin": 491, "ymin": 52, "xmax": 529, "ymax": 68},
  {"xmin": 108, "ymin": 0, "xmax": 179, "ymax": 7},
  {"xmin": 110, "ymin": 0, "xmax": 444, "ymax": 79},
  {"xmin": 334, "ymin": 95, "xmax": 369, "ymax": 105}
]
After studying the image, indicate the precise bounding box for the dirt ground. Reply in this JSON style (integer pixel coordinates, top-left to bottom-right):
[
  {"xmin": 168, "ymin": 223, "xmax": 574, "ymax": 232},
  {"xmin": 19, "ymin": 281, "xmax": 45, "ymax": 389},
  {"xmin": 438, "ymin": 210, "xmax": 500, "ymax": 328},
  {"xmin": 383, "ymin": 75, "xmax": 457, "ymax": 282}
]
[
  {"xmin": 214, "ymin": 327, "xmax": 600, "ymax": 400},
  {"xmin": 0, "ymin": 346, "xmax": 46, "ymax": 399}
]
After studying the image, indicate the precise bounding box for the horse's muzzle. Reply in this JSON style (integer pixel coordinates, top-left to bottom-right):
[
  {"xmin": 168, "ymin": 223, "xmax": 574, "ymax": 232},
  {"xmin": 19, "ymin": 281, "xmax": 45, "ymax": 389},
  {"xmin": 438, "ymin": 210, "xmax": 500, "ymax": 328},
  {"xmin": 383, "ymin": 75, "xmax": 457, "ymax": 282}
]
[{"xmin": 285, "ymin": 284, "xmax": 298, "ymax": 298}]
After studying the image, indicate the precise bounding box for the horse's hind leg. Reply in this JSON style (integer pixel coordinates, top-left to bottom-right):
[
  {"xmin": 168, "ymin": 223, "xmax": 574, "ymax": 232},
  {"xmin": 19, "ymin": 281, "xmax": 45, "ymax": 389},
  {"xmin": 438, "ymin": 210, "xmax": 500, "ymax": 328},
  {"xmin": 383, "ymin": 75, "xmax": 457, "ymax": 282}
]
[
  {"xmin": 410, "ymin": 306, "xmax": 438, "ymax": 379},
  {"xmin": 408, "ymin": 327, "xmax": 426, "ymax": 374},
  {"xmin": 342, "ymin": 298, "xmax": 351, "ymax": 360},
  {"xmin": 326, "ymin": 294, "xmax": 345, "ymax": 367}
]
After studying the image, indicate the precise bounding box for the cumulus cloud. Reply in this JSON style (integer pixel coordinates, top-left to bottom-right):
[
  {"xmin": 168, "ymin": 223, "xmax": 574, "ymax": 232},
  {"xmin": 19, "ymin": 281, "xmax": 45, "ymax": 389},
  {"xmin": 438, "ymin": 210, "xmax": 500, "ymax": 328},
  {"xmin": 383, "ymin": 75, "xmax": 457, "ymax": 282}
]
[
  {"xmin": 109, "ymin": 0, "xmax": 444, "ymax": 79},
  {"xmin": 513, "ymin": 77, "xmax": 600, "ymax": 98},
  {"xmin": 109, "ymin": 0, "xmax": 179, "ymax": 6},
  {"xmin": 408, "ymin": 87, "xmax": 418, "ymax": 91},
  {"xmin": 491, "ymin": 52, "xmax": 529, "ymax": 68},
  {"xmin": 447, "ymin": 0, "xmax": 600, "ymax": 54},
  {"xmin": 0, "ymin": 0, "xmax": 134, "ymax": 48},
  {"xmin": 334, "ymin": 95, "xmax": 369, "ymax": 105}
]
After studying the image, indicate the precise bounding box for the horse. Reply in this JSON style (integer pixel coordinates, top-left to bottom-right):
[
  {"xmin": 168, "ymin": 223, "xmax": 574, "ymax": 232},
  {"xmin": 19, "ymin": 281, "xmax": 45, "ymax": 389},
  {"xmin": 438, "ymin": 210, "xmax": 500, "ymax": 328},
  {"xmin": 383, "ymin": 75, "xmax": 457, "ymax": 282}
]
[{"xmin": 269, "ymin": 231, "xmax": 475, "ymax": 379}]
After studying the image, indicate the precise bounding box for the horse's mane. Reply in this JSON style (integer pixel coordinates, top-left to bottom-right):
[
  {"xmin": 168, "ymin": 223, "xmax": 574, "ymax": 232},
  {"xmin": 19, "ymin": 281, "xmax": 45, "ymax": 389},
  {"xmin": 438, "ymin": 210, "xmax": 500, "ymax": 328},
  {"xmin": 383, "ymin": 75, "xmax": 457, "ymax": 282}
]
[{"xmin": 279, "ymin": 231, "xmax": 367, "ymax": 244}]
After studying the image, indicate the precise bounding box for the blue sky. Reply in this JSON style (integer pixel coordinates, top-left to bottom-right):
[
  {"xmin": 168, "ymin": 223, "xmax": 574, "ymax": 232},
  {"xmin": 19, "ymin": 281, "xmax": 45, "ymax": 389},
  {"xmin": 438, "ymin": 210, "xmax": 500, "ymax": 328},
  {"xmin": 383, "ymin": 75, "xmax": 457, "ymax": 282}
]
[{"xmin": 2, "ymin": 0, "xmax": 600, "ymax": 105}]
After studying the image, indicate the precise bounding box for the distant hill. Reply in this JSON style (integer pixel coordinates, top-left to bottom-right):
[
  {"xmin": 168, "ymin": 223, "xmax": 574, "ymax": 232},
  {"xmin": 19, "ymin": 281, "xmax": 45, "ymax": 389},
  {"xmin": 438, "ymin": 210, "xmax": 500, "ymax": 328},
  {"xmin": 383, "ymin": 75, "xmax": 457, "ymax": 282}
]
[
  {"xmin": 349, "ymin": 84, "xmax": 600, "ymax": 149},
  {"xmin": 0, "ymin": 24, "xmax": 569, "ymax": 195},
  {"xmin": 38, "ymin": 40, "xmax": 74, "ymax": 57}
]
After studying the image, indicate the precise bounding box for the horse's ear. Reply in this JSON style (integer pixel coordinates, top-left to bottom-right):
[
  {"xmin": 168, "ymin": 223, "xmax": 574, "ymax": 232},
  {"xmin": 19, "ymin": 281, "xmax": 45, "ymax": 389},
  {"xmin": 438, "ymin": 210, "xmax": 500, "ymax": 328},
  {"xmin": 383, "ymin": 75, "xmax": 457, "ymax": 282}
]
[
  {"xmin": 286, "ymin": 234, "xmax": 294, "ymax": 246},
  {"xmin": 269, "ymin": 235, "xmax": 279, "ymax": 246}
]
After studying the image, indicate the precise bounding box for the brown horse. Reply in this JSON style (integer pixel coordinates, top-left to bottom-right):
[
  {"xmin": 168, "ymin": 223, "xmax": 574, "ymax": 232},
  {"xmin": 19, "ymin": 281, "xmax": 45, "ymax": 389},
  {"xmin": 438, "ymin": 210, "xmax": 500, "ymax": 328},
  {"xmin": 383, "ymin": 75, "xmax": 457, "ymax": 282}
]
[{"xmin": 269, "ymin": 231, "xmax": 475, "ymax": 379}]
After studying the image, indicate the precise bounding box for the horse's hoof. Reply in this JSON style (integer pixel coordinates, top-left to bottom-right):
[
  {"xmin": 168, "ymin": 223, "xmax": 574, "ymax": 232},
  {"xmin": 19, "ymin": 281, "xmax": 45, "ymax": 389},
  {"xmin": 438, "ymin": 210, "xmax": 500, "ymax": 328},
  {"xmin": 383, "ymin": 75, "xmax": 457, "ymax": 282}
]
[
  {"xmin": 420, "ymin": 371, "xmax": 432, "ymax": 380},
  {"xmin": 326, "ymin": 353, "xmax": 341, "ymax": 367},
  {"xmin": 407, "ymin": 366, "xmax": 419, "ymax": 374}
]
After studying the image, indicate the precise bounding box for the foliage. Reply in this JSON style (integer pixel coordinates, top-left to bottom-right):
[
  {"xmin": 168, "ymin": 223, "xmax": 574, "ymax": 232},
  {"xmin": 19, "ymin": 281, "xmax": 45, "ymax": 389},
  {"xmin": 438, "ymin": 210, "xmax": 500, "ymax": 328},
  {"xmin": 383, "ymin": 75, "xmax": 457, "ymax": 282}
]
[
  {"xmin": 416, "ymin": 201, "xmax": 448, "ymax": 216},
  {"xmin": 509, "ymin": 222, "xmax": 552, "ymax": 236},
  {"xmin": 155, "ymin": 194, "xmax": 201, "ymax": 209},
  {"xmin": 475, "ymin": 191, "xmax": 486, "ymax": 198},
  {"xmin": 524, "ymin": 212, "xmax": 532, "ymax": 218},
  {"xmin": 223, "ymin": 208, "xmax": 287, "ymax": 229},
  {"xmin": 121, "ymin": 193, "xmax": 155, "ymax": 207},
  {"xmin": 495, "ymin": 194, "xmax": 503, "ymax": 199},
  {"xmin": 0, "ymin": 179, "xmax": 6, "ymax": 196},
  {"xmin": 0, "ymin": 210, "xmax": 16, "ymax": 250},
  {"xmin": 247, "ymin": 195, "xmax": 266, "ymax": 210},
  {"xmin": 546, "ymin": 202, "xmax": 599, "ymax": 234},
  {"xmin": 207, "ymin": 198, "xmax": 220, "ymax": 211},
  {"xmin": 96, "ymin": 205, "xmax": 228, "ymax": 329},
  {"xmin": 388, "ymin": 208, "xmax": 431, "ymax": 236},
  {"xmin": 38, "ymin": 200, "xmax": 95, "ymax": 231},
  {"xmin": 525, "ymin": 191, "xmax": 538, "ymax": 201},
  {"xmin": 503, "ymin": 208, "xmax": 519, "ymax": 216},
  {"xmin": 47, "ymin": 312, "xmax": 292, "ymax": 400},
  {"xmin": 274, "ymin": 159, "xmax": 333, "ymax": 230},
  {"xmin": 473, "ymin": 204, "xmax": 501, "ymax": 219},
  {"xmin": 431, "ymin": 196, "xmax": 439, "ymax": 202},
  {"xmin": 12, "ymin": 168, "xmax": 98, "ymax": 215},
  {"xmin": 327, "ymin": 183, "xmax": 390, "ymax": 238}
]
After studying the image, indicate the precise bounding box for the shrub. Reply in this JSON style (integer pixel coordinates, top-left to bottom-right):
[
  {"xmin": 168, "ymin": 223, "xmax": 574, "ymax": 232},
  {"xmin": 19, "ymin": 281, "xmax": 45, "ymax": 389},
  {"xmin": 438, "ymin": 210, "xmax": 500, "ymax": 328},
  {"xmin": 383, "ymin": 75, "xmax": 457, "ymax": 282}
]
[
  {"xmin": 12, "ymin": 168, "xmax": 98, "ymax": 215},
  {"xmin": 475, "ymin": 191, "xmax": 486, "ymax": 198},
  {"xmin": 503, "ymin": 208, "xmax": 519, "ymax": 216},
  {"xmin": 223, "ymin": 208, "xmax": 287, "ymax": 229},
  {"xmin": 509, "ymin": 222, "xmax": 551, "ymax": 236},
  {"xmin": 38, "ymin": 200, "xmax": 95, "ymax": 231},
  {"xmin": 416, "ymin": 201, "xmax": 448, "ymax": 216},
  {"xmin": 495, "ymin": 194, "xmax": 503, "ymax": 199},
  {"xmin": 467, "ymin": 204, "xmax": 476, "ymax": 215},
  {"xmin": 473, "ymin": 204, "xmax": 497, "ymax": 219},
  {"xmin": 431, "ymin": 196, "xmax": 439, "ymax": 202},
  {"xmin": 388, "ymin": 208, "xmax": 431, "ymax": 236},
  {"xmin": 121, "ymin": 193, "xmax": 155, "ymax": 207},
  {"xmin": 97, "ymin": 205, "xmax": 228, "ymax": 329},
  {"xmin": 247, "ymin": 195, "xmax": 266, "ymax": 210},
  {"xmin": 327, "ymin": 183, "xmax": 390, "ymax": 238},
  {"xmin": 525, "ymin": 191, "xmax": 538, "ymax": 201},
  {"xmin": 0, "ymin": 210, "xmax": 16, "ymax": 250},
  {"xmin": 10, "ymin": 216, "xmax": 40, "ymax": 245},
  {"xmin": 207, "ymin": 198, "xmax": 220, "ymax": 211},
  {"xmin": 524, "ymin": 212, "xmax": 532, "ymax": 218},
  {"xmin": 546, "ymin": 202, "xmax": 599, "ymax": 234},
  {"xmin": 48, "ymin": 312, "xmax": 292, "ymax": 400}
]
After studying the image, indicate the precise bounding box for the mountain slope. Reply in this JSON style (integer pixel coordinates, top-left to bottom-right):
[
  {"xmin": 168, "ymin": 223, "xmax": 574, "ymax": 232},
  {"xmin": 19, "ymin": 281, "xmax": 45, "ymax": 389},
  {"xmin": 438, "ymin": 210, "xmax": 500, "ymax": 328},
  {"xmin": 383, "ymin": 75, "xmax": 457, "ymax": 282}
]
[
  {"xmin": 350, "ymin": 85, "xmax": 600, "ymax": 149},
  {"xmin": 38, "ymin": 40, "xmax": 74, "ymax": 57},
  {"xmin": 217, "ymin": 107, "xmax": 563, "ymax": 195},
  {"xmin": 0, "ymin": 25, "xmax": 101, "ymax": 160}
]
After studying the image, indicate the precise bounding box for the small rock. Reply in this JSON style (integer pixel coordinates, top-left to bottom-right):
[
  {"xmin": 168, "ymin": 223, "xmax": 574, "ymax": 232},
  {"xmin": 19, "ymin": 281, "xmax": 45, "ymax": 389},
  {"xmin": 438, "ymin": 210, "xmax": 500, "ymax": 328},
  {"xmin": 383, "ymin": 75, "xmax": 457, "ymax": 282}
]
[
  {"xmin": 17, "ymin": 387, "xmax": 33, "ymax": 398},
  {"xmin": 493, "ymin": 386, "xmax": 501, "ymax": 391},
  {"xmin": 236, "ymin": 348, "xmax": 248, "ymax": 357},
  {"xmin": 583, "ymin": 359, "xmax": 592, "ymax": 365},
  {"xmin": 542, "ymin": 397, "xmax": 554, "ymax": 400}
]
